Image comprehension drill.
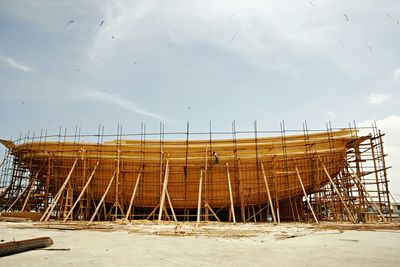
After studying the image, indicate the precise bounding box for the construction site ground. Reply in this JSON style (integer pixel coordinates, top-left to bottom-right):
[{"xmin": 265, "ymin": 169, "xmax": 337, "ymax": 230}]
[{"xmin": 1, "ymin": 220, "xmax": 399, "ymax": 266}]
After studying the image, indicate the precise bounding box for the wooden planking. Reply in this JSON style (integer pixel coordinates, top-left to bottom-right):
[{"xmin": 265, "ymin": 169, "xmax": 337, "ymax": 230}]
[{"xmin": 7, "ymin": 130, "xmax": 354, "ymax": 210}]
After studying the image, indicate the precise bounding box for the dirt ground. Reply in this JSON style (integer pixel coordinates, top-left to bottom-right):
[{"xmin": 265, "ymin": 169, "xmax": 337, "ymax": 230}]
[{"xmin": 1, "ymin": 221, "xmax": 399, "ymax": 266}]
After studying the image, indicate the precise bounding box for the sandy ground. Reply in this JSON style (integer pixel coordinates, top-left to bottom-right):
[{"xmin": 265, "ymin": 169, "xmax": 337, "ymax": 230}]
[{"xmin": 1, "ymin": 221, "xmax": 399, "ymax": 267}]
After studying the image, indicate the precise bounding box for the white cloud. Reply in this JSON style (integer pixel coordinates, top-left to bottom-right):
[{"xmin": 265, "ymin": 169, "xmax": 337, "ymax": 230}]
[
  {"xmin": 360, "ymin": 115, "xmax": 400, "ymax": 202},
  {"xmin": 84, "ymin": 1, "xmax": 348, "ymax": 72},
  {"xmin": 326, "ymin": 111, "xmax": 336, "ymax": 117},
  {"xmin": 368, "ymin": 93, "xmax": 391, "ymax": 106},
  {"xmin": 393, "ymin": 68, "xmax": 400, "ymax": 80},
  {"xmin": 85, "ymin": 90, "xmax": 173, "ymax": 123},
  {"xmin": 0, "ymin": 55, "xmax": 35, "ymax": 73}
]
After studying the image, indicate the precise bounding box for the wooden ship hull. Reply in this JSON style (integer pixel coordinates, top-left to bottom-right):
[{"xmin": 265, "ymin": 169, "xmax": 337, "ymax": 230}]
[{"xmin": 1, "ymin": 129, "xmax": 355, "ymax": 211}]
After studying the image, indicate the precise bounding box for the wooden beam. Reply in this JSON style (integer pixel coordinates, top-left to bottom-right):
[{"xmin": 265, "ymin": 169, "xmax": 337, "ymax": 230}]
[
  {"xmin": 294, "ymin": 166, "xmax": 319, "ymax": 224},
  {"xmin": 146, "ymin": 204, "xmax": 160, "ymax": 220},
  {"xmin": 260, "ymin": 163, "xmax": 277, "ymax": 223},
  {"xmin": 165, "ymin": 190, "xmax": 177, "ymax": 222},
  {"xmin": 163, "ymin": 206, "xmax": 171, "ymax": 221},
  {"xmin": 21, "ymin": 183, "xmax": 34, "ymax": 212},
  {"xmin": 114, "ymin": 149, "xmax": 121, "ymax": 220},
  {"xmin": 158, "ymin": 159, "xmax": 170, "ymax": 223},
  {"xmin": 348, "ymin": 167, "xmax": 387, "ymax": 223},
  {"xmin": 319, "ymin": 159, "xmax": 356, "ymax": 223},
  {"xmin": 7, "ymin": 176, "xmax": 34, "ymax": 212},
  {"xmin": 89, "ymin": 172, "xmax": 116, "ymax": 223},
  {"xmin": 7, "ymin": 165, "xmax": 44, "ymax": 212},
  {"xmin": 40, "ymin": 157, "xmax": 79, "ymax": 222},
  {"xmin": 246, "ymin": 204, "xmax": 268, "ymax": 222},
  {"xmin": 124, "ymin": 168, "xmax": 143, "ymax": 223},
  {"xmin": 205, "ymin": 202, "xmax": 221, "ymax": 222},
  {"xmin": 0, "ymin": 237, "xmax": 53, "ymax": 257},
  {"xmin": 226, "ymin": 163, "xmax": 236, "ymax": 224},
  {"xmin": 196, "ymin": 169, "xmax": 203, "ymax": 226},
  {"xmin": 63, "ymin": 162, "xmax": 99, "ymax": 222}
]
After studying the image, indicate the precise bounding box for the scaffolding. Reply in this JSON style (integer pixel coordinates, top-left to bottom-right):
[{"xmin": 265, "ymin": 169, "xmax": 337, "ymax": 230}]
[{"xmin": 0, "ymin": 122, "xmax": 392, "ymax": 224}]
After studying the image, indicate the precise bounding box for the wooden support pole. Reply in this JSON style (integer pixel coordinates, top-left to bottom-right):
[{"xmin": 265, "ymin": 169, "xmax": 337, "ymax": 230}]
[
  {"xmin": 158, "ymin": 159, "xmax": 170, "ymax": 223},
  {"xmin": 246, "ymin": 204, "xmax": 269, "ymax": 222},
  {"xmin": 21, "ymin": 183, "xmax": 34, "ymax": 212},
  {"xmin": 204, "ymin": 146, "xmax": 209, "ymax": 222},
  {"xmin": 378, "ymin": 130, "xmax": 392, "ymax": 220},
  {"xmin": 89, "ymin": 172, "xmax": 116, "ymax": 223},
  {"xmin": 146, "ymin": 204, "xmax": 160, "ymax": 220},
  {"xmin": 7, "ymin": 164, "xmax": 44, "ymax": 212},
  {"xmin": 163, "ymin": 206, "xmax": 171, "ymax": 221},
  {"xmin": 40, "ymin": 157, "xmax": 79, "ymax": 222},
  {"xmin": 348, "ymin": 168, "xmax": 387, "ymax": 223},
  {"xmin": 294, "ymin": 166, "xmax": 319, "ymax": 224},
  {"xmin": 226, "ymin": 163, "xmax": 236, "ymax": 224},
  {"xmin": 114, "ymin": 149, "xmax": 121, "ymax": 220},
  {"xmin": 205, "ymin": 202, "xmax": 221, "ymax": 222},
  {"xmin": 7, "ymin": 176, "xmax": 35, "ymax": 212},
  {"xmin": 63, "ymin": 162, "xmax": 99, "ymax": 222},
  {"xmin": 165, "ymin": 190, "xmax": 177, "ymax": 222},
  {"xmin": 44, "ymin": 156, "xmax": 51, "ymax": 211},
  {"xmin": 260, "ymin": 163, "xmax": 277, "ymax": 223},
  {"xmin": 196, "ymin": 169, "xmax": 203, "ymax": 226},
  {"xmin": 124, "ymin": 169, "xmax": 142, "ymax": 223},
  {"xmin": 319, "ymin": 159, "xmax": 356, "ymax": 223}
]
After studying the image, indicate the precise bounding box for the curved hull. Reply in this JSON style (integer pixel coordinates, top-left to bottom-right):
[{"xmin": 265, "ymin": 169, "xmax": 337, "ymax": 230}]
[{"xmin": 7, "ymin": 130, "xmax": 354, "ymax": 209}]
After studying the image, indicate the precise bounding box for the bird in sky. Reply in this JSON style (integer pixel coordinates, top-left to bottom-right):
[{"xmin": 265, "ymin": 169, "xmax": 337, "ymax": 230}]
[
  {"xmin": 385, "ymin": 11, "xmax": 391, "ymax": 18},
  {"xmin": 309, "ymin": 1, "xmax": 316, "ymax": 7},
  {"xmin": 100, "ymin": 20, "xmax": 104, "ymax": 26},
  {"xmin": 344, "ymin": 14, "xmax": 349, "ymax": 22},
  {"xmin": 231, "ymin": 27, "xmax": 241, "ymax": 42},
  {"xmin": 63, "ymin": 20, "xmax": 74, "ymax": 30}
]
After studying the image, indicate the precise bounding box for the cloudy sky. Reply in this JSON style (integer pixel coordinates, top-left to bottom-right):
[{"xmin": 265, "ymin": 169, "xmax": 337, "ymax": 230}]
[{"xmin": 0, "ymin": 1, "xmax": 399, "ymax": 198}]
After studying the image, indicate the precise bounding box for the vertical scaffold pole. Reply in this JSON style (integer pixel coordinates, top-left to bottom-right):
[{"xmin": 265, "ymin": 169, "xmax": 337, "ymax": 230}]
[
  {"xmin": 261, "ymin": 163, "xmax": 277, "ymax": 223},
  {"xmin": 226, "ymin": 163, "xmax": 236, "ymax": 224},
  {"xmin": 196, "ymin": 169, "xmax": 203, "ymax": 226},
  {"xmin": 158, "ymin": 159, "xmax": 170, "ymax": 223}
]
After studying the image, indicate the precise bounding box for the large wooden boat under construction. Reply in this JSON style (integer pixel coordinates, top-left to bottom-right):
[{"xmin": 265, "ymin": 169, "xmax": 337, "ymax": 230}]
[{"xmin": 0, "ymin": 124, "xmax": 392, "ymax": 223}]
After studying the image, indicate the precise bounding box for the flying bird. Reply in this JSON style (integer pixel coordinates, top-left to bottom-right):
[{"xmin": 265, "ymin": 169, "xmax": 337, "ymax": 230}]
[
  {"xmin": 385, "ymin": 11, "xmax": 391, "ymax": 18},
  {"xmin": 230, "ymin": 27, "xmax": 242, "ymax": 42},
  {"xmin": 344, "ymin": 14, "xmax": 349, "ymax": 22},
  {"xmin": 368, "ymin": 46, "xmax": 372, "ymax": 53},
  {"xmin": 134, "ymin": 60, "xmax": 138, "ymax": 64},
  {"xmin": 63, "ymin": 20, "xmax": 74, "ymax": 30},
  {"xmin": 112, "ymin": 36, "xmax": 115, "ymax": 39},
  {"xmin": 309, "ymin": 1, "xmax": 316, "ymax": 6},
  {"xmin": 100, "ymin": 20, "xmax": 104, "ymax": 26}
]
